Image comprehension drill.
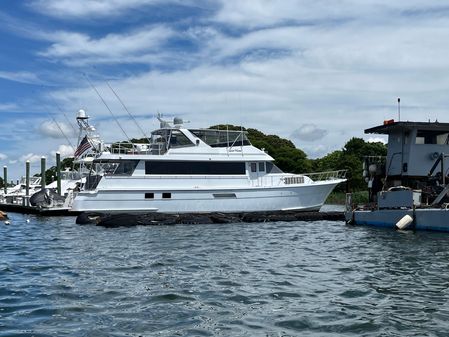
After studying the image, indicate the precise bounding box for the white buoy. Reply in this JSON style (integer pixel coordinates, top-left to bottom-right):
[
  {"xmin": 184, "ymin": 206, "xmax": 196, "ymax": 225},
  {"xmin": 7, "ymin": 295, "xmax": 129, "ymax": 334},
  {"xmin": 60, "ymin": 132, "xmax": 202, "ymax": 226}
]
[
  {"xmin": 4, "ymin": 220, "xmax": 10, "ymax": 225},
  {"xmin": 396, "ymin": 214, "xmax": 413, "ymax": 230},
  {"xmin": 26, "ymin": 219, "xmax": 30, "ymax": 223}
]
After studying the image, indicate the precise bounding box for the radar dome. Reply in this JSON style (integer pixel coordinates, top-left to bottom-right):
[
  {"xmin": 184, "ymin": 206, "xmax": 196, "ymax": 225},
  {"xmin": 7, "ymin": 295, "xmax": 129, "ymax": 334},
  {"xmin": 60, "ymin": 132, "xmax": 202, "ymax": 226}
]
[{"xmin": 77, "ymin": 109, "xmax": 88, "ymax": 119}]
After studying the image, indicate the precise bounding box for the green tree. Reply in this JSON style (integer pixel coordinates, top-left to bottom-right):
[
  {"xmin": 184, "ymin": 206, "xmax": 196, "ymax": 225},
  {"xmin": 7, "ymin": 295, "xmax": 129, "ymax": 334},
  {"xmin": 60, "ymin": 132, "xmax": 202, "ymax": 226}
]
[
  {"xmin": 341, "ymin": 137, "xmax": 387, "ymax": 191},
  {"xmin": 42, "ymin": 157, "xmax": 77, "ymax": 184},
  {"xmin": 209, "ymin": 125, "xmax": 312, "ymax": 173}
]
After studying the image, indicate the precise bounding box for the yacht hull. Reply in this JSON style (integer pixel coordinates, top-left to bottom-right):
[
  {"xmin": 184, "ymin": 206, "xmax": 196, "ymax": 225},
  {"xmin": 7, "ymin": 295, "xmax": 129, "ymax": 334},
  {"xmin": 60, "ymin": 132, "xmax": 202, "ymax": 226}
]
[{"xmin": 72, "ymin": 181, "xmax": 340, "ymax": 214}]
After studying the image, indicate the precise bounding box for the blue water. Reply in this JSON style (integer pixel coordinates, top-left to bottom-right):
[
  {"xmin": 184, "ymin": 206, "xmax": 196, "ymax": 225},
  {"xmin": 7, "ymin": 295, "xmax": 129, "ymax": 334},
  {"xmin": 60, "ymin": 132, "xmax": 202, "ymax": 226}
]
[{"xmin": 2, "ymin": 210, "xmax": 449, "ymax": 336}]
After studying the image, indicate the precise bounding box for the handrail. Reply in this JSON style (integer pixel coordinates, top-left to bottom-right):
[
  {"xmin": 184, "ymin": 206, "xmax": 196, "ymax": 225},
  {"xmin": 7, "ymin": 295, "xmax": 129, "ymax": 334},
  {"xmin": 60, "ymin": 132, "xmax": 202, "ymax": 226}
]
[{"xmin": 284, "ymin": 169, "xmax": 347, "ymax": 183}]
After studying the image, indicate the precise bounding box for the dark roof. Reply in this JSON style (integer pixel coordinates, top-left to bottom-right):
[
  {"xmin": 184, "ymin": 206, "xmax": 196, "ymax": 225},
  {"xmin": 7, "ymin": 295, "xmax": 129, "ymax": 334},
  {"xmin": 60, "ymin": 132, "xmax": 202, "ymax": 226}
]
[{"xmin": 365, "ymin": 121, "xmax": 449, "ymax": 134}]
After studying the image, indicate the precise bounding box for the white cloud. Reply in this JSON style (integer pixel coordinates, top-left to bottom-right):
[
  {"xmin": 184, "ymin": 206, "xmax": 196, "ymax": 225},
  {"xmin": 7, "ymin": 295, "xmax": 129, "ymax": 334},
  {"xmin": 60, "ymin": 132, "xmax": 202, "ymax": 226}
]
[
  {"xmin": 213, "ymin": 1, "xmax": 449, "ymax": 28},
  {"xmin": 0, "ymin": 153, "xmax": 7, "ymax": 160},
  {"xmin": 0, "ymin": 71, "xmax": 42, "ymax": 84},
  {"xmin": 39, "ymin": 120, "xmax": 77, "ymax": 139},
  {"xmin": 20, "ymin": 153, "xmax": 43, "ymax": 163},
  {"xmin": 0, "ymin": 103, "xmax": 19, "ymax": 111},
  {"xmin": 30, "ymin": 0, "xmax": 188, "ymax": 18},
  {"xmin": 367, "ymin": 136, "xmax": 387, "ymax": 144},
  {"xmin": 50, "ymin": 144, "xmax": 75, "ymax": 157},
  {"xmin": 39, "ymin": 26, "xmax": 175, "ymax": 65},
  {"xmin": 291, "ymin": 124, "xmax": 328, "ymax": 142}
]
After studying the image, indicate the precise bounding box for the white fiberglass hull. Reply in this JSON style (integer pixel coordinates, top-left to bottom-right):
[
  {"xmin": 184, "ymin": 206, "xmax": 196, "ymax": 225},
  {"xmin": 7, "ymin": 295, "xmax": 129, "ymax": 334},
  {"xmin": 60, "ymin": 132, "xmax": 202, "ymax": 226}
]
[{"xmin": 72, "ymin": 181, "xmax": 340, "ymax": 214}]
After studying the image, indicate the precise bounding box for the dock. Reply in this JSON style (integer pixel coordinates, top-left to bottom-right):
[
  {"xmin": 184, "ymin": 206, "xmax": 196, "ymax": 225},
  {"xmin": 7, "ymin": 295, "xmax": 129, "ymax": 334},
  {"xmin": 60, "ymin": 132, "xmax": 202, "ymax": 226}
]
[{"xmin": 0, "ymin": 203, "xmax": 79, "ymax": 216}]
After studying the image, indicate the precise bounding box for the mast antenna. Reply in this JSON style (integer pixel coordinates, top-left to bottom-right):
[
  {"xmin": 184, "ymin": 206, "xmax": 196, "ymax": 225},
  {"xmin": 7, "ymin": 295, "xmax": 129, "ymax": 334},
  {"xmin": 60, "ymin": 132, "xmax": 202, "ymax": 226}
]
[
  {"xmin": 83, "ymin": 74, "xmax": 132, "ymax": 144},
  {"xmin": 106, "ymin": 81, "xmax": 151, "ymax": 144},
  {"xmin": 397, "ymin": 97, "xmax": 401, "ymax": 121},
  {"xmin": 48, "ymin": 114, "xmax": 76, "ymax": 151}
]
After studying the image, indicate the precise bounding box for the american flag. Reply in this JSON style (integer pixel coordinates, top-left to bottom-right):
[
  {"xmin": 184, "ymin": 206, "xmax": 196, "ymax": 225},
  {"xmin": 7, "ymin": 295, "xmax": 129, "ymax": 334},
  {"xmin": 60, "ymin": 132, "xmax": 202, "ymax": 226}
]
[{"xmin": 74, "ymin": 136, "xmax": 92, "ymax": 157}]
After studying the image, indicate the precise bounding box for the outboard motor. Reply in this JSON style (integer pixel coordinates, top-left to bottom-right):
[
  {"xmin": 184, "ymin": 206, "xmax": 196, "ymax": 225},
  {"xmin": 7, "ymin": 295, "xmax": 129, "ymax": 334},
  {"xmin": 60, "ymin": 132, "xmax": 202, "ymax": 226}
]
[{"xmin": 30, "ymin": 188, "xmax": 66, "ymax": 207}]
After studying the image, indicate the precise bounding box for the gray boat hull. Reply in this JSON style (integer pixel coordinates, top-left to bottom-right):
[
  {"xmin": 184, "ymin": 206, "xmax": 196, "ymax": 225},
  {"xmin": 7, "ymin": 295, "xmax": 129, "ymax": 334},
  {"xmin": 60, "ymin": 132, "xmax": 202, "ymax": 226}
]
[{"xmin": 352, "ymin": 208, "xmax": 449, "ymax": 232}]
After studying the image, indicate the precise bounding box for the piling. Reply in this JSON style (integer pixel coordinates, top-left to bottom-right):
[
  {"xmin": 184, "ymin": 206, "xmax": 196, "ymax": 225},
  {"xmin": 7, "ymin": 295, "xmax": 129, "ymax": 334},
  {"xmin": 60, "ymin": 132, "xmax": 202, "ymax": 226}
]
[
  {"xmin": 3, "ymin": 166, "xmax": 7, "ymax": 194},
  {"xmin": 56, "ymin": 152, "xmax": 61, "ymax": 195},
  {"xmin": 25, "ymin": 160, "xmax": 30, "ymax": 206},
  {"xmin": 41, "ymin": 156, "xmax": 46, "ymax": 189}
]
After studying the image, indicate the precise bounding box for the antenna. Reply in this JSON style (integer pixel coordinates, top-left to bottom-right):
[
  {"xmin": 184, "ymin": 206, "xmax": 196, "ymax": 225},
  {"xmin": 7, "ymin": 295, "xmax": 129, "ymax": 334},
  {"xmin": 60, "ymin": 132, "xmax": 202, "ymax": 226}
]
[
  {"xmin": 397, "ymin": 97, "xmax": 401, "ymax": 121},
  {"xmin": 83, "ymin": 74, "xmax": 132, "ymax": 144},
  {"xmin": 48, "ymin": 114, "xmax": 76, "ymax": 151},
  {"xmin": 106, "ymin": 81, "xmax": 151, "ymax": 143},
  {"xmin": 48, "ymin": 92, "xmax": 78, "ymax": 134}
]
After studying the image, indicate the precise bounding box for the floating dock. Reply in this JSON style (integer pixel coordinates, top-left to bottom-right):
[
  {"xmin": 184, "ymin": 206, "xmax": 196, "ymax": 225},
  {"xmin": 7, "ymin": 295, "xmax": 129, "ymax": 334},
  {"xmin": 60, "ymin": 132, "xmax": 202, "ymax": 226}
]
[
  {"xmin": 77, "ymin": 210, "xmax": 345, "ymax": 227},
  {"xmin": 0, "ymin": 203, "xmax": 79, "ymax": 216}
]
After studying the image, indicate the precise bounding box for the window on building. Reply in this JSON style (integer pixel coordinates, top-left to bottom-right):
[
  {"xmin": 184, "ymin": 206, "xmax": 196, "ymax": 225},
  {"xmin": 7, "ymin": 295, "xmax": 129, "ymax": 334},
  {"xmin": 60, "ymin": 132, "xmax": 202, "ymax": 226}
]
[{"xmin": 416, "ymin": 130, "xmax": 449, "ymax": 145}]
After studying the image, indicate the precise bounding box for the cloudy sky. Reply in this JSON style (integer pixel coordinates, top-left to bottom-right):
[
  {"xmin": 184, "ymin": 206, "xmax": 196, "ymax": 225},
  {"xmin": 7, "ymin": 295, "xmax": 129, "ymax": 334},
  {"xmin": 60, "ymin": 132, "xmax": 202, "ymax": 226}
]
[{"xmin": 1, "ymin": 0, "xmax": 449, "ymax": 179}]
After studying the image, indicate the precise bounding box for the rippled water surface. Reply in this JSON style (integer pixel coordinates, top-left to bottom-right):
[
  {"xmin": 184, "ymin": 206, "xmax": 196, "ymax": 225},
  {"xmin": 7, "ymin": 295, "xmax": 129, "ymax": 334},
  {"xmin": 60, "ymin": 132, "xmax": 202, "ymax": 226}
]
[{"xmin": 2, "ymin": 209, "xmax": 449, "ymax": 336}]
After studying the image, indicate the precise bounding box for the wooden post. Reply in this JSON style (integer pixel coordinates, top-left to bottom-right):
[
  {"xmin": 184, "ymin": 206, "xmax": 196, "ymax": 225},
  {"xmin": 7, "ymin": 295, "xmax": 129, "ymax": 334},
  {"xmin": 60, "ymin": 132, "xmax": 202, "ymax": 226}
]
[
  {"xmin": 41, "ymin": 156, "xmax": 46, "ymax": 189},
  {"xmin": 25, "ymin": 160, "xmax": 30, "ymax": 197},
  {"xmin": 56, "ymin": 152, "xmax": 61, "ymax": 195},
  {"xmin": 3, "ymin": 166, "xmax": 7, "ymax": 194}
]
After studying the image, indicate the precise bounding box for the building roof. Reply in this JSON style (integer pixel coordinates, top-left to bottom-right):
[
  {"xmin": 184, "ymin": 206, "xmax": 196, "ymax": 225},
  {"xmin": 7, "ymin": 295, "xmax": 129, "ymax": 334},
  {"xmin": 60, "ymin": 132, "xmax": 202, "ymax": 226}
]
[{"xmin": 365, "ymin": 121, "xmax": 449, "ymax": 134}]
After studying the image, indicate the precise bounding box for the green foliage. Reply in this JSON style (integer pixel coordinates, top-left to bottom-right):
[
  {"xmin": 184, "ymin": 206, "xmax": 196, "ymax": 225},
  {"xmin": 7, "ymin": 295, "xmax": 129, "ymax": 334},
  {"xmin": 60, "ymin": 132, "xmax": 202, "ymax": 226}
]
[
  {"xmin": 312, "ymin": 137, "xmax": 386, "ymax": 191},
  {"xmin": 43, "ymin": 157, "xmax": 77, "ymax": 184},
  {"xmin": 210, "ymin": 125, "xmax": 312, "ymax": 173},
  {"xmin": 326, "ymin": 190, "xmax": 368, "ymax": 204}
]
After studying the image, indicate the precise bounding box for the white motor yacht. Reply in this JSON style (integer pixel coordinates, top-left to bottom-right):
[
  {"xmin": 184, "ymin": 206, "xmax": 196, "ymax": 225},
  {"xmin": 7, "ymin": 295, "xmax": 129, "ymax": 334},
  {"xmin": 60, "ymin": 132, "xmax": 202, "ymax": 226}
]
[{"xmin": 72, "ymin": 117, "xmax": 346, "ymax": 214}]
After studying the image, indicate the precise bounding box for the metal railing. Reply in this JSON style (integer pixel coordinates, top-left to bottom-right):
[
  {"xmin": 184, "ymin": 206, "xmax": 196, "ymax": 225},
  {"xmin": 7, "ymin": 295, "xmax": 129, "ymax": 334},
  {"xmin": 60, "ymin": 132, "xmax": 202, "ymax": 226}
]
[
  {"xmin": 282, "ymin": 170, "xmax": 347, "ymax": 184},
  {"xmin": 109, "ymin": 143, "xmax": 167, "ymax": 155}
]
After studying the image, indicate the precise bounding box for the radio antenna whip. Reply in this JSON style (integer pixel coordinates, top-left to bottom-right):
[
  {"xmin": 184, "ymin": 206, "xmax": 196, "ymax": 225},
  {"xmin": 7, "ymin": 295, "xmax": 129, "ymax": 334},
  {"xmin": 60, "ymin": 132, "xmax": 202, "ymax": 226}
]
[
  {"xmin": 106, "ymin": 81, "xmax": 151, "ymax": 143},
  {"xmin": 48, "ymin": 93, "xmax": 78, "ymax": 134},
  {"xmin": 83, "ymin": 74, "xmax": 132, "ymax": 143},
  {"xmin": 48, "ymin": 114, "xmax": 76, "ymax": 151}
]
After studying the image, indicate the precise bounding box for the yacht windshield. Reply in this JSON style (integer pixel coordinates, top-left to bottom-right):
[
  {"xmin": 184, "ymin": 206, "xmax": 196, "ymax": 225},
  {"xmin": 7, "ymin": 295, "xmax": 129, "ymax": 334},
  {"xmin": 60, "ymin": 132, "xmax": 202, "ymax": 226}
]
[
  {"xmin": 189, "ymin": 129, "xmax": 250, "ymax": 147},
  {"xmin": 94, "ymin": 160, "xmax": 138, "ymax": 176}
]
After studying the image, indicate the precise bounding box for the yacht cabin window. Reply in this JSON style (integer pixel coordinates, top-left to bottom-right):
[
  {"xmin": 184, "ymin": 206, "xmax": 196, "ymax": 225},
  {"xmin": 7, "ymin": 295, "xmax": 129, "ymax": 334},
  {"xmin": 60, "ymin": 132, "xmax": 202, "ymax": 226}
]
[
  {"xmin": 145, "ymin": 161, "xmax": 246, "ymax": 175},
  {"xmin": 189, "ymin": 129, "xmax": 251, "ymax": 147},
  {"xmin": 266, "ymin": 162, "xmax": 283, "ymax": 173},
  {"xmin": 259, "ymin": 162, "xmax": 265, "ymax": 172},
  {"xmin": 251, "ymin": 163, "xmax": 257, "ymax": 172},
  {"xmin": 169, "ymin": 130, "xmax": 194, "ymax": 148},
  {"xmin": 97, "ymin": 160, "xmax": 138, "ymax": 176}
]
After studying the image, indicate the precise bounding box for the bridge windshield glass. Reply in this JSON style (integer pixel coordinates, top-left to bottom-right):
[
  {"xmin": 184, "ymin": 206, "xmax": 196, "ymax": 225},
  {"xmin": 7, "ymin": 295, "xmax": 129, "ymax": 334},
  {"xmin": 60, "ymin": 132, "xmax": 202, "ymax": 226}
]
[{"xmin": 189, "ymin": 129, "xmax": 250, "ymax": 147}]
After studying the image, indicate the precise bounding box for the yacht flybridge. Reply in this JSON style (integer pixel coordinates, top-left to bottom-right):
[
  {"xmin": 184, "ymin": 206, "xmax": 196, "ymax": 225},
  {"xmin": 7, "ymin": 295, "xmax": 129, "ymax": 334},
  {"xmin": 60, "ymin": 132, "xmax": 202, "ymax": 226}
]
[{"xmin": 72, "ymin": 116, "xmax": 346, "ymax": 214}]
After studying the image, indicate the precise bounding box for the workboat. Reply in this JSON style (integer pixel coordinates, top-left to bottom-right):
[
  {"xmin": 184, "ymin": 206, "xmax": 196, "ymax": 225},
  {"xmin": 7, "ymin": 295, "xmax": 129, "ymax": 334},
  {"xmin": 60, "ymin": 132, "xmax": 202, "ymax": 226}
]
[
  {"xmin": 346, "ymin": 120, "xmax": 449, "ymax": 232},
  {"xmin": 72, "ymin": 116, "xmax": 346, "ymax": 214}
]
